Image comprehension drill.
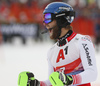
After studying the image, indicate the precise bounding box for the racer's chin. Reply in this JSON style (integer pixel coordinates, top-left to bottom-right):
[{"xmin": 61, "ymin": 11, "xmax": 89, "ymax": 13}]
[
  {"xmin": 49, "ymin": 31, "xmax": 54, "ymax": 39},
  {"xmin": 50, "ymin": 27, "xmax": 60, "ymax": 40}
]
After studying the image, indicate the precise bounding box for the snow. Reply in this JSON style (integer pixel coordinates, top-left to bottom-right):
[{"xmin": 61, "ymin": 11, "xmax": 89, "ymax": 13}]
[{"xmin": 0, "ymin": 38, "xmax": 100, "ymax": 86}]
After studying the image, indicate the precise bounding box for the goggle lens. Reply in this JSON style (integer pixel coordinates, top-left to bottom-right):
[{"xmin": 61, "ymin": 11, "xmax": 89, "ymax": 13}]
[{"xmin": 43, "ymin": 13, "xmax": 52, "ymax": 24}]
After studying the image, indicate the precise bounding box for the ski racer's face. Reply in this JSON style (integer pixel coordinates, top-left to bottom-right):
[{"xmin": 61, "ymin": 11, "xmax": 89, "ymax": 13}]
[
  {"xmin": 43, "ymin": 13, "xmax": 61, "ymax": 39},
  {"xmin": 43, "ymin": 20, "xmax": 60, "ymax": 39}
]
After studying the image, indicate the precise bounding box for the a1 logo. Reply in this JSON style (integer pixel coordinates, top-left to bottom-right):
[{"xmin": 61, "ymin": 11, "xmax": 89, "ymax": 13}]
[{"xmin": 56, "ymin": 46, "xmax": 68, "ymax": 63}]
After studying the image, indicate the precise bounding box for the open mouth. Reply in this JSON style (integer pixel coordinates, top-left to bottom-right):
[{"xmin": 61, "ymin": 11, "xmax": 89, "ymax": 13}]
[{"xmin": 48, "ymin": 28, "xmax": 53, "ymax": 33}]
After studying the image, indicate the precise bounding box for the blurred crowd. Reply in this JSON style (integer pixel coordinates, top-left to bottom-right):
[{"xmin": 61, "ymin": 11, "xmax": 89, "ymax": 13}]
[
  {"xmin": 0, "ymin": 0, "xmax": 100, "ymax": 50},
  {"xmin": 0, "ymin": 0, "xmax": 45, "ymax": 24}
]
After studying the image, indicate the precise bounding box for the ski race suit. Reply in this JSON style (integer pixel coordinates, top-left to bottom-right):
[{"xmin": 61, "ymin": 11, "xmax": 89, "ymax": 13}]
[{"xmin": 40, "ymin": 30, "xmax": 97, "ymax": 86}]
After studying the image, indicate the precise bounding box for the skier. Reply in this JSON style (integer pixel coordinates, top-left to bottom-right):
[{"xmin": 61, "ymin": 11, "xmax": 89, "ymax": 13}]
[{"xmin": 18, "ymin": 2, "xmax": 97, "ymax": 86}]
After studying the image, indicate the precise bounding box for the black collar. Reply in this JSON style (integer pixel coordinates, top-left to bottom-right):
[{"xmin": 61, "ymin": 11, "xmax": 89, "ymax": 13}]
[{"xmin": 57, "ymin": 30, "xmax": 73, "ymax": 46}]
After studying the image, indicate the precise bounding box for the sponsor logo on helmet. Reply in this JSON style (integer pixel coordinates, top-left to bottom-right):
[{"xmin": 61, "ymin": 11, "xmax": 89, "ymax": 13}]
[
  {"xmin": 56, "ymin": 13, "xmax": 65, "ymax": 17},
  {"xmin": 59, "ymin": 7, "xmax": 73, "ymax": 11}
]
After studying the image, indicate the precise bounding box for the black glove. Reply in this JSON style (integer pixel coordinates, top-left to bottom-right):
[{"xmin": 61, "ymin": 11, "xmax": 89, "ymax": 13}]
[
  {"xmin": 30, "ymin": 79, "xmax": 40, "ymax": 86},
  {"xmin": 18, "ymin": 71, "xmax": 40, "ymax": 86}
]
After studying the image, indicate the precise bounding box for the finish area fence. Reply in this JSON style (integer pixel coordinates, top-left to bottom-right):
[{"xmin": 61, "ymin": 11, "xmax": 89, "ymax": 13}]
[{"xmin": 0, "ymin": 24, "xmax": 39, "ymax": 44}]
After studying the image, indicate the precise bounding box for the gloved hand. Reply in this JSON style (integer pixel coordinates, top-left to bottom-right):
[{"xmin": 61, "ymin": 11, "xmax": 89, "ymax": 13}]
[
  {"xmin": 49, "ymin": 72, "xmax": 73, "ymax": 86},
  {"xmin": 18, "ymin": 71, "xmax": 40, "ymax": 86}
]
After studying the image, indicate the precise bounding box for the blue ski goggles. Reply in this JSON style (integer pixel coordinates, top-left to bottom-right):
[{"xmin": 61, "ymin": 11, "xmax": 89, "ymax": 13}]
[
  {"xmin": 43, "ymin": 13, "xmax": 54, "ymax": 24},
  {"xmin": 43, "ymin": 11, "xmax": 75, "ymax": 24}
]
